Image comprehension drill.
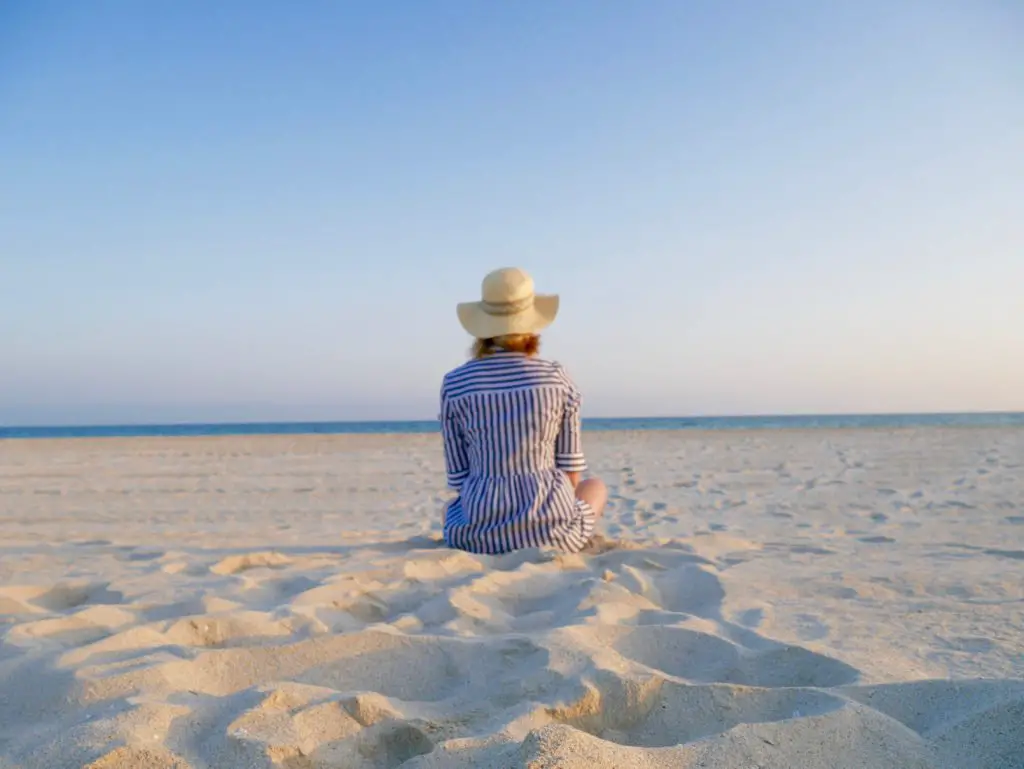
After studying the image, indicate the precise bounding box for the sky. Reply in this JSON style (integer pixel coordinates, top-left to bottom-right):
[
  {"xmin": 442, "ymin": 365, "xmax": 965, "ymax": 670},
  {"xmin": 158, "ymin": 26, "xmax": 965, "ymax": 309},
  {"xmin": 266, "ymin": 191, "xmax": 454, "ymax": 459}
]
[{"xmin": 1, "ymin": 0, "xmax": 1022, "ymax": 424}]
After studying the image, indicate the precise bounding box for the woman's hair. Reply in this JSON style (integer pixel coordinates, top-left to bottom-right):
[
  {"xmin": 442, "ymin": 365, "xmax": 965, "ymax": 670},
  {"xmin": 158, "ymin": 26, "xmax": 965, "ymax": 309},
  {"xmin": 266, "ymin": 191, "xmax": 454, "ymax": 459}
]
[{"xmin": 472, "ymin": 333, "xmax": 540, "ymax": 359}]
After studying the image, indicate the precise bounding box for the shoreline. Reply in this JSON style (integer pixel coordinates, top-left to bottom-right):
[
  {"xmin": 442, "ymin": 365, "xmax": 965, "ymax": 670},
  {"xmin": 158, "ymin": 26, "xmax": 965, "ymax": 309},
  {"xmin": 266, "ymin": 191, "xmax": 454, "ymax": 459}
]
[
  {"xmin": 4, "ymin": 424, "xmax": 1024, "ymax": 449},
  {"xmin": 2, "ymin": 422, "xmax": 1023, "ymax": 447},
  {"xmin": 2, "ymin": 411, "xmax": 1023, "ymax": 442}
]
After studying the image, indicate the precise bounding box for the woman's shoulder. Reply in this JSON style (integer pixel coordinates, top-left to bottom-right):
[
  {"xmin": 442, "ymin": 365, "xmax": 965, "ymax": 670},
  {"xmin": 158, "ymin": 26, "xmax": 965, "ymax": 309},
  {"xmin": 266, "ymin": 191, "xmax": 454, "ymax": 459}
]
[
  {"xmin": 441, "ymin": 355, "xmax": 573, "ymax": 396},
  {"xmin": 531, "ymin": 357, "xmax": 581, "ymax": 393},
  {"xmin": 542, "ymin": 357, "xmax": 574, "ymax": 381},
  {"xmin": 445, "ymin": 354, "xmax": 561, "ymax": 375}
]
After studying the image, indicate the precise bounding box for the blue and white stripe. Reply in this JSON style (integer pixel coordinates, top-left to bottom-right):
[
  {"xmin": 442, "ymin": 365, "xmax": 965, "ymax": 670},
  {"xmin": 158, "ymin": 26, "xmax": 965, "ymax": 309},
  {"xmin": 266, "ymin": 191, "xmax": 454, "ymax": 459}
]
[{"xmin": 440, "ymin": 352, "xmax": 594, "ymax": 554}]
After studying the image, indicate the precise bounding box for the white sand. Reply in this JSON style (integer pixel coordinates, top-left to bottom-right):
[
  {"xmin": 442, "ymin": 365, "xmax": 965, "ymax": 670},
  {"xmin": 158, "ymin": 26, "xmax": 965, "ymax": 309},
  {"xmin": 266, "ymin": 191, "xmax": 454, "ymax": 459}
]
[{"xmin": 0, "ymin": 428, "xmax": 1021, "ymax": 768}]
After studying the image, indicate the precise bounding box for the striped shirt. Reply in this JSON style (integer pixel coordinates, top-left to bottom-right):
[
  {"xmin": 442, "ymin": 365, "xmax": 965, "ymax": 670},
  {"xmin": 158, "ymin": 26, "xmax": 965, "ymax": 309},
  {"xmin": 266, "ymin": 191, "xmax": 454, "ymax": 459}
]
[{"xmin": 439, "ymin": 352, "xmax": 595, "ymax": 554}]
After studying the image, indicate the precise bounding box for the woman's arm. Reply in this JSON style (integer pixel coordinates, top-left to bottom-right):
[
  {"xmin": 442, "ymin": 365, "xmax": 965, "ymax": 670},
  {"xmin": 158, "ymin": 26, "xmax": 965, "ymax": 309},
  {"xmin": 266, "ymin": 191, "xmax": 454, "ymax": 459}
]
[
  {"xmin": 440, "ymin": 383, "xmax": 469, "ymax": 491},
  {"xmin": 554, "ymin": 365, "xmax": 587, "ymax": 484}
]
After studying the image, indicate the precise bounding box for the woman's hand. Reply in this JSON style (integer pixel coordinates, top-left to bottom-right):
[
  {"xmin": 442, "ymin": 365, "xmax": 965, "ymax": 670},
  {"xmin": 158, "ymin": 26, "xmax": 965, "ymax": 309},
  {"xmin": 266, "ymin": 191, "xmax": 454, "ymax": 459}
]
[{"xmin": 565, "ymin": 471, "xmax": 582, "ymax": 489}]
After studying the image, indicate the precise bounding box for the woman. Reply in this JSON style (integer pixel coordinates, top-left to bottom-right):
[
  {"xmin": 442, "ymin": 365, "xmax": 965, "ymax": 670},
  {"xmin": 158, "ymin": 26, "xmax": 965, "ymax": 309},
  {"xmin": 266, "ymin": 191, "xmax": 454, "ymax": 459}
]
[{"xmin": 439, "ymin": 267, "xmax": 608, "ymax": 554}]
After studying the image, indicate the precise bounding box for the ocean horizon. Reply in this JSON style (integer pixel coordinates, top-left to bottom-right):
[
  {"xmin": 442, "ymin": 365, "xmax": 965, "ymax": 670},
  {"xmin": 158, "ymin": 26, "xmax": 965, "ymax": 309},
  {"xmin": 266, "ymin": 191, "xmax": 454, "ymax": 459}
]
[{"xmin": 2, "ymin": 412, "xmax": 1023, "ymax": 440}]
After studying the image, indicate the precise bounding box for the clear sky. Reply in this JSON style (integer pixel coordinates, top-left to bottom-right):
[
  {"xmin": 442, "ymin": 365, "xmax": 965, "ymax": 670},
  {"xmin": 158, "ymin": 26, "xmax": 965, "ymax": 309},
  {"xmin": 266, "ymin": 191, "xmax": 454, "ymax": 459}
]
[{"xmin": 2, "ymin": 1, "xmax": 1022, "ymax": 424}]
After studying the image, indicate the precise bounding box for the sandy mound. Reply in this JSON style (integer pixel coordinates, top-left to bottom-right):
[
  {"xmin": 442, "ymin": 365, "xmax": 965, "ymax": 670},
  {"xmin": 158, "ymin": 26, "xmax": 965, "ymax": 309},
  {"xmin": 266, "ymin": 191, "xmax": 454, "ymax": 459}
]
[{"xmin": 3, "ymin": 539, "xmax": 1021, "ymax": 768}]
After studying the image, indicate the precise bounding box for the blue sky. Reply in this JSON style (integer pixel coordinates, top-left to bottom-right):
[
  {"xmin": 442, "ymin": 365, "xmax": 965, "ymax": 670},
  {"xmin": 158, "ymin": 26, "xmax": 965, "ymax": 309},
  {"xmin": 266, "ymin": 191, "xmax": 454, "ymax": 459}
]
[{"xmin": 2, "ymin": 0, "xmax": 1022, "ymax": 424}]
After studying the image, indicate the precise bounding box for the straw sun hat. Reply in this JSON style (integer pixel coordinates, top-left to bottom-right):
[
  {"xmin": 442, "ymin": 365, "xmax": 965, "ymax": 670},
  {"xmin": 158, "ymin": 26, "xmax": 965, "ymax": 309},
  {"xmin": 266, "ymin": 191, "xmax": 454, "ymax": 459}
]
[{"xmin": 456, "ymin": 267, "xmax": 559, "ymax": 339}]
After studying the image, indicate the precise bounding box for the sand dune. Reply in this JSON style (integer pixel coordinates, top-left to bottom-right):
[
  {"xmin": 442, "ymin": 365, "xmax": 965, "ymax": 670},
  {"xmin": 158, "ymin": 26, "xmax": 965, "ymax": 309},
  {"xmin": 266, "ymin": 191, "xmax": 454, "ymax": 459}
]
[{"xmin": 0, "ymin": 428, "xmax": 1021, "ymax": 767}]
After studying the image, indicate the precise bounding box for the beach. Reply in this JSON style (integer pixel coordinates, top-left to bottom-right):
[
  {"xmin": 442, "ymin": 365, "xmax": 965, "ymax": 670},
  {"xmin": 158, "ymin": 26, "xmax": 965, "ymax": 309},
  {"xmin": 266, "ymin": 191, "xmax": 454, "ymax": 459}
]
[{"xmin": 1, "ymin": 428, "xmax": 1021, "ymax": 768}]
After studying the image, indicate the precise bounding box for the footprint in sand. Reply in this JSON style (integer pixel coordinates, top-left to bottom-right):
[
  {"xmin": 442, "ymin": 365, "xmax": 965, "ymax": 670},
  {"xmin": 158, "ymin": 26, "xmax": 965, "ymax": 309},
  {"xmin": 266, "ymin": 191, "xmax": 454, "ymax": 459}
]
[
  {"xmin": 240, "ymin": 575, "xmax": 323, "ymax": 609},
  {"xmin": 124, "ymin": 548, "xmax": 164, "ymax": 562},
  {"xmin": 545, "ymin": 672, "xmax": 851, "ymax": 750},
  {"xmin": 12, "ymin": 582, "xmax": 127, "ymax": 613},
  {"xmin": 651, "ymin": 564, "xmax": 726, "ymax": 615},
  {"xmin": 983, "ymin": 548, "xmax": 1024, "ymax": 561},
  {"xmin": 223, "ymin": 687, "xmax": 436, "ymax": 768},
  {"xmin": 294, "ymin": 631, "xmax": 552, "ymax": 704},
  {"xmin": 602, "ymin": 625, "xmax": 859, "ymax": 688},
  {"xmin": 735, "ymin": 607, "xmax": 764, "ymax": 628},
  {"xmin": 937, "ymin": 636, "xmax": 996, "ymax": 653},
  {"xmin": 210, "ymin": 552, "xmax": 292, "ymax": 576},
  {"xmin": 794, "ymin": 612, "xmax": 830, "ymax": 641},
  {"xmin": 788, "ymin": 544, "xmax": 836, "ymax": 556}
]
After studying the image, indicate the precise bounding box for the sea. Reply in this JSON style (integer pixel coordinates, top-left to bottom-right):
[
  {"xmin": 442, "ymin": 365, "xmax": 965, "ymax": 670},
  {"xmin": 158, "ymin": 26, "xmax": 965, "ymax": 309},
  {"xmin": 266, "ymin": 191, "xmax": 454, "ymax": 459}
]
[{"xmin": 2, "ymin": 413, "xmax": 1023, "ymax": 440}]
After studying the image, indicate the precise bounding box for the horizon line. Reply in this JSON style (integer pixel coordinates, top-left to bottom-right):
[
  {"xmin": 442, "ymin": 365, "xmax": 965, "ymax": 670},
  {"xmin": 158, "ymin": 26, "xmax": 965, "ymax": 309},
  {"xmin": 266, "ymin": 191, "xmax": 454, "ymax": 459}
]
[{"xmin": 3, "ymin": 409, "xmax": 1023, "ymax": 431}]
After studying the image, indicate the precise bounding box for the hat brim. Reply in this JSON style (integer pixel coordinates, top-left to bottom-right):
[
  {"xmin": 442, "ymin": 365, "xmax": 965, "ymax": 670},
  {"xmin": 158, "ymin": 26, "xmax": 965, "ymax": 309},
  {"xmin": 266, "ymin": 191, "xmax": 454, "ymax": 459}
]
[{"xmin": 456, "ymin": 294, "xmax": 559, "ymax": 339}]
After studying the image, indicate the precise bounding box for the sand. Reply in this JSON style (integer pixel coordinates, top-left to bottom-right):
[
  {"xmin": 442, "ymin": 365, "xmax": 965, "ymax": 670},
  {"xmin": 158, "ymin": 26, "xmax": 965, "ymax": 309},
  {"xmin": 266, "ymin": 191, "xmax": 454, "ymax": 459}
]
[{"xmin": 0, "ymin": 427, "xmax": 1021, "ymax": 768}]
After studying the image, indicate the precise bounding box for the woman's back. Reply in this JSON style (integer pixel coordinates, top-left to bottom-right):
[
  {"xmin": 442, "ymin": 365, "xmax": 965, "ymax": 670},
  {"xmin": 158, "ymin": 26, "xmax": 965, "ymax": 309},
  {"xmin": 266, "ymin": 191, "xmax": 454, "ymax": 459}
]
[
  {"xmin": 441, "ymin": 352, "xmax": 584, "ymax": 478},
  {"xmin": 440, "ymin": 351, "xmax": 593, "ymax": 554}
]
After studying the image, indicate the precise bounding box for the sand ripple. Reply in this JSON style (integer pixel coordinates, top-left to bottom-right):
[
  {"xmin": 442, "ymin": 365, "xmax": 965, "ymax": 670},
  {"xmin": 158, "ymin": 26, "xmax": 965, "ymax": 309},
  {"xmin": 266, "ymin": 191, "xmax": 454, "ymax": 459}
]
[
  {"xmin": 0, "ymin": 538, "xmax": 1020, "ymax": 768},
  {"xmin": 1, "ymin": 429, "xmax": 1022, "ymax": 767}
]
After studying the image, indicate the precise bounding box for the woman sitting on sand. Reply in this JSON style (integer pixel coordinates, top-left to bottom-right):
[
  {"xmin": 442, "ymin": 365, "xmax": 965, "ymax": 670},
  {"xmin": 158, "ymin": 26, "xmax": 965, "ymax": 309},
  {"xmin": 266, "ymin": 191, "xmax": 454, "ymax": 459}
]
[{"xmin": 439, "ymin": 267, "xmax": 608, "ymax": 554}]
